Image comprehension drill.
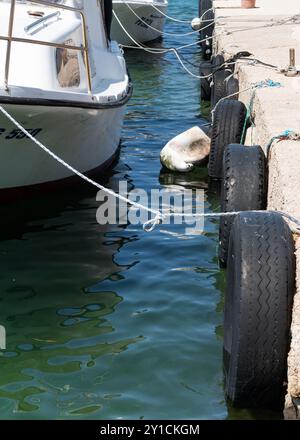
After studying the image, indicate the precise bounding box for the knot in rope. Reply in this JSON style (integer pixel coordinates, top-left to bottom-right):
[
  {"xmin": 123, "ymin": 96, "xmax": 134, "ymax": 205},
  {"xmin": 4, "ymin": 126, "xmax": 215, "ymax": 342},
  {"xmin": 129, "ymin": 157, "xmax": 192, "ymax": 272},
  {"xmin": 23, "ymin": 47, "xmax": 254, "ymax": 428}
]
[
  {"xmin": 255, "ymin": 79, "xmax": 282, "ymax": 89},
  {"xmin": 143, "ymin": 213, "xmax": 166, "ymax": 233},
  {"xmin": 273, "ymin": 129, "xmax": 300, "ymax": 142},
  {"xmin": 279, "ymin": 129, "xmax": 300, "ymax": 140},
  {"xmin": 266, "ymin": 130, "xmax": 300, "ymax": 154}
]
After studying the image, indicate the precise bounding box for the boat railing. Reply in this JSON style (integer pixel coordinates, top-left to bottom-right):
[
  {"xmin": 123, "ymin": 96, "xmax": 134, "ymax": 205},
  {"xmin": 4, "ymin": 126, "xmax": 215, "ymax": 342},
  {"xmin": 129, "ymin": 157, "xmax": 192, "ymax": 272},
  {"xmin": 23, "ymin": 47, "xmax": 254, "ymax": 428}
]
[{"xmin": 0, "ymin": 0, "xmax": 92, "ymax": 94}]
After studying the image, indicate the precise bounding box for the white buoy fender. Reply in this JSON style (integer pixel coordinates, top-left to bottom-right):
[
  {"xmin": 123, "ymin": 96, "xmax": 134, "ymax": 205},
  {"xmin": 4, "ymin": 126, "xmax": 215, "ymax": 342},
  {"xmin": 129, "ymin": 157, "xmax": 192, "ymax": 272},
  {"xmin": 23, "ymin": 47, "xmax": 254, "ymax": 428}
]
[
  {"xmin": 160, "ymin": 126, "xmax": 211, "ymax": 173},
  {"xmin": 191, "ymin": 17, "xmax": 202, "ymax": 31}
]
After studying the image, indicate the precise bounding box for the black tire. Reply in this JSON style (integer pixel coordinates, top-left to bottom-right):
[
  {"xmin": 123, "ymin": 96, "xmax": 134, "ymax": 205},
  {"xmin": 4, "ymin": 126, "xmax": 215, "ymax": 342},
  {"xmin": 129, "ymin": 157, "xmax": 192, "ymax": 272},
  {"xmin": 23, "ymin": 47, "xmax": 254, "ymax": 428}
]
[
  {"xmin": 211, "ymin": 54, "xmax": 225, "ymax": 71},
  {"xmin": 201, "ymin": 77, "xmax": 211, "ymax": 101},
  {"xmin": 212, "ymin": 54, "xmax": 234, "ymax": 73},
  {"xmin": 200, "ymin": 60, "xmax": 213, "ymax": 101},
  {"xmin": 211, "ymin": 69, "xmax": 232, "ymax": 109},
  {"xmin": 224, "ymin": 211, "xmax": 295, "ymax": 409},
  {"xmin": 226, "ymin": 76, "xmax": 239, "ymax": 100},
  {"xmin": 199, "ymin": 0, "xmax": 214, "ymax": 60},
  {"xmin": 219, "ymin": 144, "xmax": 267, "ymax": 268},
  {"xmin": 200, "ymin": 60, "xmax": 213, "ymax": 77},
  {"xmin": 201, "ymin": 123, "xmax": 212, "ymax": 139},
  {"xmin": 202, "ymin": 55, "xmax": 225, "ymax": 102},
  {"xmin": 208, "ymin": 99, "xmax": 247, "ymax": 179}
]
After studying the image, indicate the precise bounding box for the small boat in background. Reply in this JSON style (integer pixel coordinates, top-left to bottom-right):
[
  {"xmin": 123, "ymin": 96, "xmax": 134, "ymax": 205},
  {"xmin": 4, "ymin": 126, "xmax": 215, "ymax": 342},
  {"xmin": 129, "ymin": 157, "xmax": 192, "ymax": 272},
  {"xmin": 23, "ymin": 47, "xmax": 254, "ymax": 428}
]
[
  {"xmin": 111, "ymin": 0, "xmax": 168, "ymax": 46},
  {"xmin": 0, "ymin": 0, "xmax": 132, "ymax": 198}
]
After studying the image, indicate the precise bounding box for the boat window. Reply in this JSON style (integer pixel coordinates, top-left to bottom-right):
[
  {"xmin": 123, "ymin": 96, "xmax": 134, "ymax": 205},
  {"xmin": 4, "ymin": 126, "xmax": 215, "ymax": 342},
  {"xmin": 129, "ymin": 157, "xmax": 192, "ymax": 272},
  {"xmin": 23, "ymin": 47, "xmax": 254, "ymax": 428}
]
[
  {"xmin": 103, "ymin": 0, "xmax": 112, "ymax": 41},
  {"xmin": 56, "ymin": 43, "xmax": 80, "ymax": 88}
]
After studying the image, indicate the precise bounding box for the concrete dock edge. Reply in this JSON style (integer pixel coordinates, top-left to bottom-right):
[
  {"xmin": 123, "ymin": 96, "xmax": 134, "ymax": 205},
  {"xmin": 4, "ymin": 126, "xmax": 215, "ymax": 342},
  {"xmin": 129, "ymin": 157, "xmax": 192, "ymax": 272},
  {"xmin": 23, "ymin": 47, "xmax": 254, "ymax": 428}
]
[{"xmin": 212, "ymin": 0, "xmax": 300, "ymax": 418}]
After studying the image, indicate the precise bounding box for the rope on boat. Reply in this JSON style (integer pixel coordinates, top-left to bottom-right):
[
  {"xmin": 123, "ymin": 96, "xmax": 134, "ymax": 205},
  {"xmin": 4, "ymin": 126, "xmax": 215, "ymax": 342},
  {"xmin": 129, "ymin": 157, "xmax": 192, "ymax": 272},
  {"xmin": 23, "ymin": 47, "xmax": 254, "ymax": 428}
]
[
  {"xmin": 114, "ymin": 9, "xmax": 222, "ymax": 54},
  {"xmin": 114, "ymin": 11, "xmax": 255, "ymax": 80},
  {"xmin": 118, "ymin": 1, "xmax": 214, "ymax": 37},
  {"xmin": 112, "ymin": 9, "xmax": 215, "ymax": 50},
  {"xmin": 119, "ymin": 13, "xmax": 300, "ymax": 53},
  {"xmin": 150, "ymin": 3, "xmax": 197, "ymax": 24},
  {"xmin": 177, "ymin": 13, "xmax": 300, "ymax": 51},
  {"xmin": 114, "ymin": 8, "xmax": 298, "ymax": 81},
  {"xmin": 113, "ymin": 10, "xmax": 211, "ymax": 79},
  {"xmin": 1, "ymin": 106, "xmax": 300, "ymax": 233}
]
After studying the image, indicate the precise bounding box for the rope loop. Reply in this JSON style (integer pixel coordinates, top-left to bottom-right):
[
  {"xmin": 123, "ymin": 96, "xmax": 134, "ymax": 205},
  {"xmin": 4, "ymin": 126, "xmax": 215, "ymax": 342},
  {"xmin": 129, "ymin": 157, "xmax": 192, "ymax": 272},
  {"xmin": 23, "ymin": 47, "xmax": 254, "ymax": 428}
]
[
  {"xmin": 255, "ymin": 79, "xmax": 282, "ymax": 89},
  {"xmin": 143, "ymin": 213, "xmax": 165, "ymax": 233}
]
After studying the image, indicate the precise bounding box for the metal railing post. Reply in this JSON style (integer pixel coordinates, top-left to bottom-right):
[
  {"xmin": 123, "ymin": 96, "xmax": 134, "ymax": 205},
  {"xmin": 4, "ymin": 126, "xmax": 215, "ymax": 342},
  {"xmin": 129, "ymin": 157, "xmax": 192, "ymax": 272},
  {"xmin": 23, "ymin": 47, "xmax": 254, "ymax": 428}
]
[
  {"xmin": 2, "ymin": 0, "xmax": 93, "ymax": 95},
  {"xmin": 4, "ymin": 0, "xmax": 16, "ymax": 91},
  {"xmin": 80, "ymin": 12, "xmax": 92, "ymax": 95}
]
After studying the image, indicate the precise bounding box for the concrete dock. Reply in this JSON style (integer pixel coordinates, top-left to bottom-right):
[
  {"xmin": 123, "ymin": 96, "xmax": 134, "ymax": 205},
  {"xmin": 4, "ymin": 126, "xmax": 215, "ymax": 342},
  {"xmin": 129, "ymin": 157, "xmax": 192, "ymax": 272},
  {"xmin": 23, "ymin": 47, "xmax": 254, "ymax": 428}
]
[{"xmin": 212, "ymin": 0, "xmax": 300, "ymax": 418}]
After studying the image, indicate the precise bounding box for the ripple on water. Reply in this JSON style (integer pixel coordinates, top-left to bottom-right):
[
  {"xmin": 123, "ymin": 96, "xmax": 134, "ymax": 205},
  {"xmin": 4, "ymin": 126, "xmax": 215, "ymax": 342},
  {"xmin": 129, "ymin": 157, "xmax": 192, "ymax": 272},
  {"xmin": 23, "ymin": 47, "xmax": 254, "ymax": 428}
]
[{"xmin": 0, "ymin": 1, "xmax": 282, "ymax": 420}]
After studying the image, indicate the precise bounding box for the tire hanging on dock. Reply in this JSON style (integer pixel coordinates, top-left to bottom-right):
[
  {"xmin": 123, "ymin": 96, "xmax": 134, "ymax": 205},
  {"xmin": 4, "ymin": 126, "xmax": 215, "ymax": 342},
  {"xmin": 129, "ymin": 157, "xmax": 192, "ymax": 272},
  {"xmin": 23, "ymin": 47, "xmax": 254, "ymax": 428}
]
[
  {"xmin": 201, "ymin": 78, "xmax": 211, "ymax": 101},
  {"xmin": 208, "ymin": 99, "xmax": 247, "ymax": 179},
  {"xmin": 211, "ymin": 69, "xmax": 232, "ymax": 109},
  {"xmin": 199, "ymin": 0, "xmax": 214, "ymax": 60},
  {"xmin": 200, "ymin": 55, "xmax": 227, "ymax": 102},
  {"xmin": 218, "ymin": 143, "xmax": 267, "ymax": 268},
  {"xmin": 211, "ymin": 54, "xmax": 225, "ymax": 70},
  {"xmin": 224, "ymin": 211, "xmax": 295, "ymax": 409},
  {"xmin": 200, "ymin": 61, "xmax": 213, "ymax": 101},
  {"xmin": 226, "ymin": 76, "xmax": 239, "ymax": 100}
]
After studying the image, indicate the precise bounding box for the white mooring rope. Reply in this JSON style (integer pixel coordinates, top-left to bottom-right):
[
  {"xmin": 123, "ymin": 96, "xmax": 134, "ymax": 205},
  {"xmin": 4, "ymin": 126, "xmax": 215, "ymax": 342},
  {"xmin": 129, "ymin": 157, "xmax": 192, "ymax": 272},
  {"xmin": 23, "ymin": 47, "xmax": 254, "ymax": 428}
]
[
  {"xmin": 113, "ymin": 9, "xmax": 215, "ymax": 51},
  {"xmin": 1, "ymin": 106, "xmax": 300, "ymax": 233},
  {"xmin": 113, "ymin": 11, "xmax": 252, "ymax": 81},
  {"xmin": 113, "ymin": 10, "xmax": 210, "ymax": 80},
  {"xmin": 118, "ymin": 13, "xmax": 300, "ymax": 54},
  {"xmin": 119, "ymin": 1, "xmax": 214, "ymax": 37},
  {"xmin": 150, "ymin": 3, "xmax": 196, "ymax": 24},
  {"xmin": 113, "ymin": 8, "xmax": 296, "ymax": 82}
]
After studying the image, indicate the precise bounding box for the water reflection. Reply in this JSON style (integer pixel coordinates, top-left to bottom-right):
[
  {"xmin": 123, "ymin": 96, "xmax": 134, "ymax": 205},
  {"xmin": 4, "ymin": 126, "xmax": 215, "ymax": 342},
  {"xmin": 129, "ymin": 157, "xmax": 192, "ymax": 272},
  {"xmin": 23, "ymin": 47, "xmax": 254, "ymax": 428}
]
[
  {"xmin": 0, "ymin": 0, "xmax": 265, "ymax": 420},
  {"xmin": 159, "ymin": 168, "xmax": 208, "ymax": 190},
  {"xmin": 0, "ymin": 181, "xmax": 142, "ymax": 418}
]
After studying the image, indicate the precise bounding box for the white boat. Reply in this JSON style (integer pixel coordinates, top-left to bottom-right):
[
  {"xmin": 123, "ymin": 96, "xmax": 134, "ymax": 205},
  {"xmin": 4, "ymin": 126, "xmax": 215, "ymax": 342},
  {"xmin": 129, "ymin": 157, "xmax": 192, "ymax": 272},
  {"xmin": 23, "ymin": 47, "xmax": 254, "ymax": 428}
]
[
  {"xmin": 0, "ymin": 0, "xmax": 132, "ymax": 199},
  {"xmin": 111, "ymin": 0, "xmax": 168, "ymax": 46}
]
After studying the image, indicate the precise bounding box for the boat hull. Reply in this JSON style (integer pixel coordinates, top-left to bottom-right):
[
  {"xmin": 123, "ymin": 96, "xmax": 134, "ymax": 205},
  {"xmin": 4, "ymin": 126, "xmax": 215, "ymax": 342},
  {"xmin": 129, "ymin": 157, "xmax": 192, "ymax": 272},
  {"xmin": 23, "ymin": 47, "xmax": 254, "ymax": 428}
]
[
  {"xmin": 0, "ymin": 103, "xmax": 126, "ymax": 193},
  {"xmin": 112, "ymin": 1, "xmax": 168, "ymax": 46}
]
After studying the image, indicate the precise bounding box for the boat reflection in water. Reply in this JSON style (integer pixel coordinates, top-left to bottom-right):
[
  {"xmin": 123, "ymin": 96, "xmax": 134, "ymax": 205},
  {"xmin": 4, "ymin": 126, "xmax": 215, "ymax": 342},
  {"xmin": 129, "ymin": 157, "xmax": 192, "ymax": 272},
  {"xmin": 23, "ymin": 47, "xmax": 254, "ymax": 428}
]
[{"xmin": 0, "ymin": 175, "xmax": 142, "ymax": 417}]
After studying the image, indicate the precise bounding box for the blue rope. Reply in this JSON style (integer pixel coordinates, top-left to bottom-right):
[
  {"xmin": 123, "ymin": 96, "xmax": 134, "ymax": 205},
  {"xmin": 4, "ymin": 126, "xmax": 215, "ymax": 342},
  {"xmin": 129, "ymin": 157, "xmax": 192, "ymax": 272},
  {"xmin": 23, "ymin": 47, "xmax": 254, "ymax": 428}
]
[
  {"xmin": 279, "ymin": 129, "xmax": 297, "ymax": 138},
  {"xmin": 241, "ymin": 79, "xmax": 282, "ymax": 143},
  {"xmin": 266, "ymin": 129, "xmax": 300, "ymax": 156},
  {"xmin": 255, "ymin": 79, "xmax": 282, "ymax": 89}
]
